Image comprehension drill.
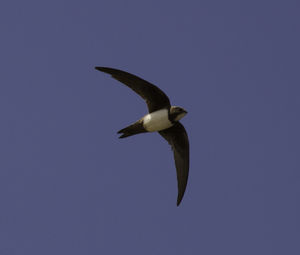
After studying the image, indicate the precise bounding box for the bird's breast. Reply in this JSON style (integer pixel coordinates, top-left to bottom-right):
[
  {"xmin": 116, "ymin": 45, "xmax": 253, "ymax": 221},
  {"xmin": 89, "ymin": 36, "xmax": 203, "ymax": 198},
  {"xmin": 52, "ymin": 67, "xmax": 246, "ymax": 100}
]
[{"xmin": 142, "ymin": 109, "xmax": 173, "ymax": 132}]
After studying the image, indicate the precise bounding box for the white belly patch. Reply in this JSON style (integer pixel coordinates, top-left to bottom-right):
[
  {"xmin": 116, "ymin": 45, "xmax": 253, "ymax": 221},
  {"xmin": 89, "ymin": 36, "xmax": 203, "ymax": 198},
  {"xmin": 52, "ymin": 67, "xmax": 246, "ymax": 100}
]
[{"xmin": 143, "ymin": 109, "xmax": 173, "ymax": 132}]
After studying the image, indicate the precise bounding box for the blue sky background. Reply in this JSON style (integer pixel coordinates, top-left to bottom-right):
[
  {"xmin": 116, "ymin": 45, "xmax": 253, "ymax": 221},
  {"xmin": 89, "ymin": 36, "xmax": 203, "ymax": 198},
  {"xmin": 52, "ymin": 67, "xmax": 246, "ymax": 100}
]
[{"xmin": 1, "ymin": 0, "xmax": 300, "ymax": 254}]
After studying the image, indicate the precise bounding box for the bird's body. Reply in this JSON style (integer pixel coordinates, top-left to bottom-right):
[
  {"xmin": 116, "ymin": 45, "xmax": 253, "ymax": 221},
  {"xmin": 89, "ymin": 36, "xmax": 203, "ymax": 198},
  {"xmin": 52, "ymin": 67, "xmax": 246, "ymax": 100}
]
[
  {"xmin": 143, "ymin": 108, "xmax": 172, "ymax": 132},
  {"xmin": 95, "ymin": 67, "xmax": 190, "ymax": 206},
  {"xmin": 120, "ymin": 106, "xmax": 186, "ymax": 136}
]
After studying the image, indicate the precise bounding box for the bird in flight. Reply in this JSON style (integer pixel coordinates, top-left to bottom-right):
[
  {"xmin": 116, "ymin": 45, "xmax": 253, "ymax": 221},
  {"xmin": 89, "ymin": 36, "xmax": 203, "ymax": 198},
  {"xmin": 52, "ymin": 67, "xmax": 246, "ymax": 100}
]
[{"xmin": 95, "ymin": 67, "xmax": 189, "ymax": 206}]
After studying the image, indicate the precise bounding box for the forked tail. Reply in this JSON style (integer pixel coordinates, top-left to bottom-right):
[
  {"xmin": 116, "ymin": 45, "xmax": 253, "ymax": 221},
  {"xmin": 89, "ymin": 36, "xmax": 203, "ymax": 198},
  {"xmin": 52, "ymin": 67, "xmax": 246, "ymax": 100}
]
[{"xmin": 117, "ymin": 120, "xmax": 147, "ymax": 138}]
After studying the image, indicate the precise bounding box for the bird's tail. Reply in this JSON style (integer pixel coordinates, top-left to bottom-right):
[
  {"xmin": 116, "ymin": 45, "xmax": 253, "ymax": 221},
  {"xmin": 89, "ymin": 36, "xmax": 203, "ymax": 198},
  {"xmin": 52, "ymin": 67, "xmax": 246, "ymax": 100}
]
[{"xmin": 117, "ymin": 120, "xmax": 147, "ymax": 138}]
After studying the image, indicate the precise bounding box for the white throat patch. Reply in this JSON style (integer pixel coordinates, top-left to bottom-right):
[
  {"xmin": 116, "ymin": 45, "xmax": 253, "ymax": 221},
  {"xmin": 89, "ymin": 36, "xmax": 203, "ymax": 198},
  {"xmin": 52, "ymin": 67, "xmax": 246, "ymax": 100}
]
[
  {"xmin": 174, "ymin": 112, "xmax": 186, "ymax": 121},
  {"xmin": 143, "ymin": 109, "xmax": 173, "ymax": 132}
]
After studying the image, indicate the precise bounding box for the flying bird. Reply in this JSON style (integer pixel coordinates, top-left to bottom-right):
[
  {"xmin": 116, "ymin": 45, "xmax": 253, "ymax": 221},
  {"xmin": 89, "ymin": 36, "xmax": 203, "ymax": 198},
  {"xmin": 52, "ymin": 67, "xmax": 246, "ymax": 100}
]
[{"xmin": 95, "ymin": 67, "xmax": 189, "ymax": 206}]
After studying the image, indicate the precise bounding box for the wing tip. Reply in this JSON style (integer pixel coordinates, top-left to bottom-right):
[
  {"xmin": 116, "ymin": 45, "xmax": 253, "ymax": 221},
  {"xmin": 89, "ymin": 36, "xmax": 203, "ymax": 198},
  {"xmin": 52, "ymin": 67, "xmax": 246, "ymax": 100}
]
[
  {"xmin": 95, "ymin": 66, "xmax": 121, "ymax": 76},
  {"xmin": 95, "ymin": 66, "xmax": 105, "ymax": 72},
  {"xmin": 176, "ymin": 195, "xmax": 184, "ymax": 206},
  {"xmin": 177, "ymin": 183, "xmax": 188, "ymax": 206}
]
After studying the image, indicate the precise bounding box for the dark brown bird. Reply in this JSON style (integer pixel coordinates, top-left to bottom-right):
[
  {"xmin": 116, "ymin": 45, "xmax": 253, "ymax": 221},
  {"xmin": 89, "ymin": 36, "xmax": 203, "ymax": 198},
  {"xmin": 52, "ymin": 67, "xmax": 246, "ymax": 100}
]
[{"xmin": 95, "ymin": 67, "xmax": 189, "ymax": 206}]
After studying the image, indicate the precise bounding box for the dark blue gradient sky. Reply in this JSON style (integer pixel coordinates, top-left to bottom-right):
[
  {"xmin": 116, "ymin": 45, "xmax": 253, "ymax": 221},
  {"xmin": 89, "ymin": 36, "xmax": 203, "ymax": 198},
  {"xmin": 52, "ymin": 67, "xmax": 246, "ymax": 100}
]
[{"xmin": 1, "ymin": 0, "xmax": 300, "ymax": 254}]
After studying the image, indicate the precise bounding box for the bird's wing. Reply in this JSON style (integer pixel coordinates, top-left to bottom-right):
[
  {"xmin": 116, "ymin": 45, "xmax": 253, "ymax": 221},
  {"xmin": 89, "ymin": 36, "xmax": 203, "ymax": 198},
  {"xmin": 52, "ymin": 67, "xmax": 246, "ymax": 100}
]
[
  {"xmin": 95, "ymin": 67, "xmax": 171, "ymax": 113},
  {"xmin": 159, "ymin": 122, "xmax": 189, "ymax": 206}
]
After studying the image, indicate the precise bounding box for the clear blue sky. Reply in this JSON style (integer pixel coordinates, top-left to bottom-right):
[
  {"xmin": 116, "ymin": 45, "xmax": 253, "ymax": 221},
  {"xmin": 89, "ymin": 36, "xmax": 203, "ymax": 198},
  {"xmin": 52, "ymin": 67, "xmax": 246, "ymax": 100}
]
[{"xmin": 1, "ymin": 0, "xmax": 300, "ymax": 254}]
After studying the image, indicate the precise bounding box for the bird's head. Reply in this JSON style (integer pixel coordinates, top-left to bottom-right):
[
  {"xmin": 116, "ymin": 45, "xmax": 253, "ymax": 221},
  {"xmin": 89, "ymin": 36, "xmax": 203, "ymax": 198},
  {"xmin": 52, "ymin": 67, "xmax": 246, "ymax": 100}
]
[{"xmin": 170, "ymin": 106, "xmax": 188, "ymax": 122}]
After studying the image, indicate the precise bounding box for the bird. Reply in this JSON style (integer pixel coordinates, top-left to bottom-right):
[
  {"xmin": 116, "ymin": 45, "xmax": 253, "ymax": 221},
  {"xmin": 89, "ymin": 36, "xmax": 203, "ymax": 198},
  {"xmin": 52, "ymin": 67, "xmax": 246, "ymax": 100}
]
[{"xmin": 95, "ymin": 67, "xmax": 189, "ymax": 206}]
